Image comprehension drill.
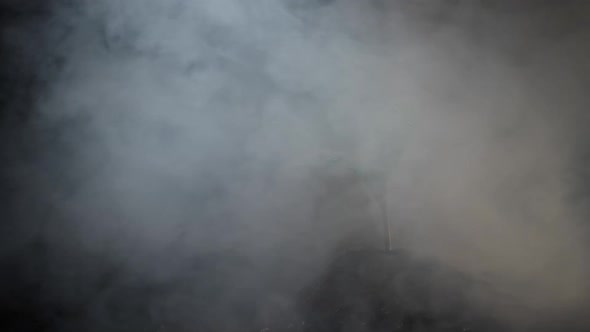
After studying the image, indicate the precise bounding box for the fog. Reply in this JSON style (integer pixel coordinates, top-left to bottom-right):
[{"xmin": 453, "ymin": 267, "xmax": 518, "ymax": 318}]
[{"xmin": 2, "ymin": 0, "xmax": 590, "ymax": 331}]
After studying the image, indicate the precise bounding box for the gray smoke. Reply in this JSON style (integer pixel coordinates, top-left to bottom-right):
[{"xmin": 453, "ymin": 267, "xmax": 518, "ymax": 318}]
[{"xmin": 13, "ymin": 0, "xmax": 590, "ymax": 330}]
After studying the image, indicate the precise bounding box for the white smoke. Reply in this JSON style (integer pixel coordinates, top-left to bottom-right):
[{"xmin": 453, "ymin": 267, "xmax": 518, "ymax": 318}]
[{"xmin": 34, "ymin": 0, "xmax": 590, "ymax": 329}]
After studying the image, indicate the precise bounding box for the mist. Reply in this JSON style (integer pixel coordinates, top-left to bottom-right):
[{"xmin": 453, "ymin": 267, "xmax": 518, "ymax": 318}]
[{"xmin": 2, "ymin": 0, "xmax": 590, "ymax": 331}]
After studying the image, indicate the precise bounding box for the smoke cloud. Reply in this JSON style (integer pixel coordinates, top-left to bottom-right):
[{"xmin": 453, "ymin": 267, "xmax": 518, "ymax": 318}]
[{"xmin": 2, "ymin": 0, "xmax": 590, "ymax": 330}]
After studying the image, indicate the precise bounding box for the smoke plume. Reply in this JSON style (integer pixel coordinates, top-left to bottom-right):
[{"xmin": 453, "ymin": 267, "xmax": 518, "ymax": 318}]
[{"xmin": 2, "ymin": 0, "xmax": 589, "ymax": 330}]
